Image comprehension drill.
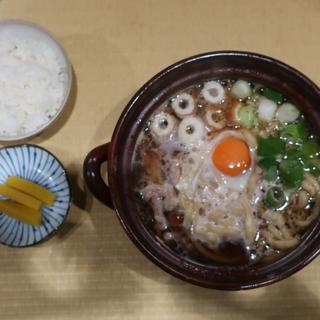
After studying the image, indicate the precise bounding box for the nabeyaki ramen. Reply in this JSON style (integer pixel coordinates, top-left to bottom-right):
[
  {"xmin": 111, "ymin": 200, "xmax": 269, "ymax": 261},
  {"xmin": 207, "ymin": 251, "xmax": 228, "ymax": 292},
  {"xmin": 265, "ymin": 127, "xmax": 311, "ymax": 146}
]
[{"xmin": 132, "ymin": 79, "xmax": 320, "ymax": 265}]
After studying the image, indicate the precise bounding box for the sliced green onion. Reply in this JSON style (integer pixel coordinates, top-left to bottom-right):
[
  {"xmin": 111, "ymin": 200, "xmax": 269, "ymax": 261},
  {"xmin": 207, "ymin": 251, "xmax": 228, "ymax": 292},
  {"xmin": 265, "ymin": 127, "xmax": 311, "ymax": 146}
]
[
  {"xmin": 276, "ymin": 103, "xmax": 300, "ymax": 123},
  {"xmin": 231, "ymin": 80, "xmax": 252, "ymax": 99},
  {"xmin": 257, "ymin": 137, "xmax": 285, "ymax": 157},
  {"xmin": 300, "ymin": 140, "xmax": 320, "ymax": 159},
  {"xmin": 281, "ymin": 121, "xmax": 309, "ymax": 143},
  {"xmin": 285, "ymin": 148, "xmax": 300, "ymax": 161},
  {"xmin": 279, "ymin": 160, "xmax": 303, "ymax": 188},
  {"xmin": 303, "ymin": 159, "xmax": 320, "ymax": 176},
  {"xmin": 261, "ymin": 87, "xmax": 284, "ymax": 104},
  {"xmin": 258, "ymin": 157, "xmax": 278, "ymax": 181},
  {"xmin": 238, "ymin": 105, "xmax": 257, "ymax": 128},
  {"xmin": 257, "ymin": 97, "xmax": 277, "ymax": 122},
  {"xmin": 264, "ymin": 165, "xmax": 278, "ymax": 181},
  {"xmin": 265, "ymin": 187, "xmax": 286, "ymax": 209},
  {"xmin": 258, "ymin": 157, "xmax": 278, "ymax": 169}
]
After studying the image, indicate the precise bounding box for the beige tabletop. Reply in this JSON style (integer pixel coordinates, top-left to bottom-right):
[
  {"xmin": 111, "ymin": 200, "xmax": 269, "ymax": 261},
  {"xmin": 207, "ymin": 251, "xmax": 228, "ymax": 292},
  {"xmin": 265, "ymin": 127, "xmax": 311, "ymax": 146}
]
[{"xmin": 0, "ymin": 0, "xmax": 319, "ymax": 319}]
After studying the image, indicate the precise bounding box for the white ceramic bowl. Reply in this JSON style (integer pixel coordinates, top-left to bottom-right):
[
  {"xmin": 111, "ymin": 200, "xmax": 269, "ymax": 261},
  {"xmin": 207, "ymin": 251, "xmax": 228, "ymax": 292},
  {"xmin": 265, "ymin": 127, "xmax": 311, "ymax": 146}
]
[
  {"xmin": 0, "ymin": 144, "xmax": 71, "ymax": 247},
  {"xmin": 0, "ymin": 20, "xmax": 72, "ymax": 141}
]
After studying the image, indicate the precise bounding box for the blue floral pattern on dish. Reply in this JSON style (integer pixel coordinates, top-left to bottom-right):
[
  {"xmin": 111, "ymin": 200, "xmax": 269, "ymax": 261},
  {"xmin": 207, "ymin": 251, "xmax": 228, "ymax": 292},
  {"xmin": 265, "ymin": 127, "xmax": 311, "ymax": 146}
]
[{"xmin": 0, "ymin": 144, "xmax": 71, "ymax": 247}]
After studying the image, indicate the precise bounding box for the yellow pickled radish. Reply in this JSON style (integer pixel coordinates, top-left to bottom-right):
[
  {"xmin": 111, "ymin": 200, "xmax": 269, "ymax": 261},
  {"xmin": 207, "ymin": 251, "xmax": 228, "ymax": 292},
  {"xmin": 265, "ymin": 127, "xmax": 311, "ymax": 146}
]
[
  {"xmin": 6, "ymin": 176, "xmax": 55, "ymax": 206},
  {"xmin": 0, "ymin": 184, "xmax": 42, "ymax": 210},
  {"xmin": 0, "ymin": 200, "xmax": 41, "ymax": 226}
]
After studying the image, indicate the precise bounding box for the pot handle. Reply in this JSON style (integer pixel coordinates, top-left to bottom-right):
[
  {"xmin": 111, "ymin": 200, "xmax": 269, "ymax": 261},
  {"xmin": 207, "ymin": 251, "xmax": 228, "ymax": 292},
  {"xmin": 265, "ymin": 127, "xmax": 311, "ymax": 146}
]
[{"xmin": 83, "ymin": 142, "xmax": 114, "ymax": 209}]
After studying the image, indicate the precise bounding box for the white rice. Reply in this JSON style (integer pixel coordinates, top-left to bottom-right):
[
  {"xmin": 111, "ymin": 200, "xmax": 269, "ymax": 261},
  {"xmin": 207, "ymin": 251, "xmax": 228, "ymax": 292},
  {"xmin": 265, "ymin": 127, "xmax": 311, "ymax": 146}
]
[{"xmin": 0, "ymin": 23, "xmax": 69, "ymax": 138}]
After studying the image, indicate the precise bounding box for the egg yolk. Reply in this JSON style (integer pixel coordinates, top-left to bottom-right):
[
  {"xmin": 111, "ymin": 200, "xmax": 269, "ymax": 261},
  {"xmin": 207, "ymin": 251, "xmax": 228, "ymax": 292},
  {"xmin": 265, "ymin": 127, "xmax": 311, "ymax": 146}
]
[{"xmin": 212, "ymin": 138, "xmax": 251, "ymax": 176}]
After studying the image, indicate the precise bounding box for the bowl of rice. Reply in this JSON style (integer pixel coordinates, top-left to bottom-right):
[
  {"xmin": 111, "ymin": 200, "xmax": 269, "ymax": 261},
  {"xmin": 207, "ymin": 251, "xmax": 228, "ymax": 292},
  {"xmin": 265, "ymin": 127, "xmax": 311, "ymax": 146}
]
[{"xmin": 0, "ymin": 20, "xmax": 72, "ymax": 141}]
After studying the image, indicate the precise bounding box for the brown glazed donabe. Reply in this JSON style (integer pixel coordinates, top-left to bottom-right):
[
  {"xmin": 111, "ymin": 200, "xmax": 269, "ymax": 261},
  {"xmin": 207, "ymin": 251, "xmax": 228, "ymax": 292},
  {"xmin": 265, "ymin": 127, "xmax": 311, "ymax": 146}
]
[{"xmin": 83, "ymin": 51, "xmax": 320, "ymax": 290}]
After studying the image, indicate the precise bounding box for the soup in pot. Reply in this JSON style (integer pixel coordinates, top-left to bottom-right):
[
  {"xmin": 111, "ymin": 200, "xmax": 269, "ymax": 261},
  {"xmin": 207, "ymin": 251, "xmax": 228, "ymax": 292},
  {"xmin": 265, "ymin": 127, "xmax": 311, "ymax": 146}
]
[{"xmin": 132, "ymin": 79, "xmax": 320, "ymax": 265}]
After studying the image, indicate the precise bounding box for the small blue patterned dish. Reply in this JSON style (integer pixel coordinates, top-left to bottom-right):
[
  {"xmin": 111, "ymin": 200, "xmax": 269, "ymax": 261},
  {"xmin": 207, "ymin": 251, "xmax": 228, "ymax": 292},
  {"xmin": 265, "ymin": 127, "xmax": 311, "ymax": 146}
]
[{"xmin": 0, "ymin": 144, "xmax": 71, "ymax": 247}]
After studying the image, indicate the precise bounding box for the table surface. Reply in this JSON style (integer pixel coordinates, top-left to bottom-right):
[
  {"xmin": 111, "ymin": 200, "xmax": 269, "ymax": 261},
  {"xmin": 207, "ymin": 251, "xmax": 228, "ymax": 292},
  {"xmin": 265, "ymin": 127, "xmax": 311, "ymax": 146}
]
[{"xmin": 0, "ymin": 0, "xmax": 319, "ymax": 319}]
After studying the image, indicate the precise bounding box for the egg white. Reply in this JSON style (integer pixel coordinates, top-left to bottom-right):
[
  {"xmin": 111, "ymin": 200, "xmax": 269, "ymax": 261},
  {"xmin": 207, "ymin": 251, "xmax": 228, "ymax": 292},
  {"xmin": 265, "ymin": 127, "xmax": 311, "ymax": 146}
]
[
  {"xmin": 176, "ymin": 129, "xmax": 256, "ymax": 206},
  {"xmin": 200, "ymin": 130, "xmax": 255, "ymax": 194}
]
